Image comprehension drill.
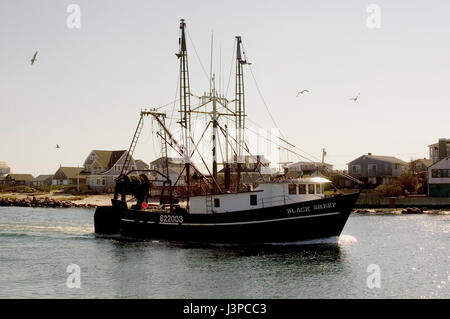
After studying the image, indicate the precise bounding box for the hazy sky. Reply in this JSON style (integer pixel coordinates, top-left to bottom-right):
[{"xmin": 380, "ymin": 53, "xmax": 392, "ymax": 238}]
[{"xmin": 1, "ymin": 0, "xmax": 449, "ymax": 175}]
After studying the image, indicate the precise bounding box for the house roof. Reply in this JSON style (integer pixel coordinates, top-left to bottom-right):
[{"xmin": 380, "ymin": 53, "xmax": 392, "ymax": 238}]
[
  {"xmin": 7, "ymin": 174, "xmax": 34, "ymax": 181},
  {"xmin": 286, "ymin": 161, "xmax": 333, "ymax": 169},
  {"xmin": 91, "ymin": 150, "xmax": 127, "ymax": 169},
  {"xmin": 428, "ymin": 156, "xmax": 450, "ymax": 168},
  {"xmin": 135, "ymin": 160, "xmax": 150, "ymax": 170},
  {"xmin": 410, "ymin": 158, "xmax": 433, "ymax": 167},
  {"xmin": 34, "ymin": 174, "xmax": 53, "ymax": 181},
  {"xmin": 150, "ymin": 157, "xmax": 184, "ymax": 165},
  {"xmin": 57, "ymin": 167, "xmax": 85, "ymax": 179},
  {"xmin": 348, "ymin": 155, "xmax": 407, "ymax": 165}
]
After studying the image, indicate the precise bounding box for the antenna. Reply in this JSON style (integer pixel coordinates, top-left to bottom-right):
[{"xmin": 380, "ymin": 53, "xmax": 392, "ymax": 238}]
[{"xmin": 209, "ymin": 30, "xmax": 214, "ymax": 95}]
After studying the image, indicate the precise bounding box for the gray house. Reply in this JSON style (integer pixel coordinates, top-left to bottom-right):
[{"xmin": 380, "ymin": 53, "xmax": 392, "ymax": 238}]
[
  {"xmin": 83, "ymin": 150, "xmax": 146, "ymax": 191},
  {"xmin": 347, "ymin": 153, "xmax": 407, "ymax": 185},
  {"xmin": 33, "ymin": 174, "xmax": 53, "ymax": 187}
]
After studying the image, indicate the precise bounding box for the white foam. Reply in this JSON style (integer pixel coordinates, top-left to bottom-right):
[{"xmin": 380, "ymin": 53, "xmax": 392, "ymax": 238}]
[
  {"xmin": 0, "ymin": 223, "xmax": 94, "ymax": 235},
  {"xmin": 338, "ymin": 234, "xmax": 358, "ymax": 245}
]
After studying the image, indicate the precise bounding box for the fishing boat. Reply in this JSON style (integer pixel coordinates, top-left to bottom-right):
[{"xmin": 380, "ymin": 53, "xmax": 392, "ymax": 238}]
[{"xmin": 94, "ymin": 19, "xmax": 359, "ymax": 243}]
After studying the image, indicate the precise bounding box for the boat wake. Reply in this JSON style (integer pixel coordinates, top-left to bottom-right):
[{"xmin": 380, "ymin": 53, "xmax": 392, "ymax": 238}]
[
  {"xmin": 262, "ymin": 234, "xmax": 357, "ymax": 246},
  {"xmin": 337, "ymin": 234, "xmax": 358, "ymax": 245},
  {"xmin": 0, "ymin": 223, "xmax": 94, "ymax": 237}
]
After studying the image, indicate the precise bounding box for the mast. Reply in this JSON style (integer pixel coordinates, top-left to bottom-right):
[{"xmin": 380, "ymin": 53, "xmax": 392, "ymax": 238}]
[
  {"xmin": 176, "ymin": 19, "xmax": 192, "ymax": 208},
  {"xmin": 234, "ymin": 36, "xmax": 248, "ymax": 192},
  {"xmin": 211, "ymin": 75, "xmax": 218, "ymax": 193}
]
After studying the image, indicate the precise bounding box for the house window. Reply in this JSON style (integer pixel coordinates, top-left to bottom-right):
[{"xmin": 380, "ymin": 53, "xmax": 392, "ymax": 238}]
[
  {"xmin": 288, "ymin": 184, "xmax": 297, "ymax": 195},
  {"xmin": 432, "ymin": 169, "xmax": 450, "ymax": 178},
  {"xmin": 352, "ymin": 165, "xmax": 361, "ymax": 174},
  {"xmin": 308, "ymin": 184, "xmax": 315, "ymax": 194},
  {"xmin": 214, "ymin": 198, "xmax": 220, "ymax": 207},
  {"xmin": 96, "ymin": 178, "xmax": 101, "ymax": 185},
  {"xmin": 298, "ymin": 184, "xmax": 306, "ymax": 194},
  {"xmin": 250, "ymin": 194, "xmax": 257, "ymax": 206},
  {"xmin": 368, "ymin": 164, "xmax": 377, "ymax": 176}
]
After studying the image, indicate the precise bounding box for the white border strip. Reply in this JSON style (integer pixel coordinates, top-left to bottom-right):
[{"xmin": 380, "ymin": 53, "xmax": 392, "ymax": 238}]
[{"xmin": 121, "ymin": 212, "xmax": 341, "ymax": 227}]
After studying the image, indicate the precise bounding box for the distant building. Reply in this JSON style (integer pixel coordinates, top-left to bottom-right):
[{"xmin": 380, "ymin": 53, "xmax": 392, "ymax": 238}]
[
  {"xmin": 428, "ymin": 138, "xmax": 450, "ymax": 163},
  {"xmin": 150, "ymin": 157, "xmax": 186, "ymax": 184},
  {"xmin": 52, "ymin": 167, "xmax": 87, "ymax": 186},
  {"xmin": 409, "ymin": 158, "xmax": 433, "ymax": 174},
  {"xmin": 347, "ymin": 153, "xmax": 407, "ymax": 185},
  {"xmin": 3, "ymin": 174, "xmax": 35, "ymax": 187},
  {"xmin": 135, "ymin": 159, "xmax": 150, "ymax": 171},
  {"xmin": 82, "ymin": 150, "xmax": 144, "ymax": 191},
  {"xmin": 33, "ymin": 175, "xmax": 53, "ymax": 187},
  {"xmin": 0, "ymin": 162, "xmax": 10, "ymax": 176},
  {"xmin": 217, "ymin": 155, "xmax": 277, "ymax": 184},
  {"xmin": 284, "ymin": 161, "xmax": 333, "ymax": 177},
  {"xmin": 427, "ymin": 156, "xmax": 450, "ymax": 197}
]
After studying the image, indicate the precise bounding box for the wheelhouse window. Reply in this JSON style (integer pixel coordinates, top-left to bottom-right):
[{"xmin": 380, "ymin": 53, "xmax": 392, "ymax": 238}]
[
  {"xmin": 214, "ymin": 198, "xmax": 220, "ymax": 207},
  {"xmin": 308, "ymin": 184, "xmax": 315, "ymax": 194},
  {"xmin": 316, "ymin": 184, "xmax": 322, "ymax": 194},
  {"xmin": 288, "ymin": 184, "xmax": 297, "ymax": 195},
  {"xmin": 250, "ymin": 194, "xmax": 257, "ymax": 206},
  {"xmin": 298, "ymin": 184, "xmax": 306, "ymax": 194}
]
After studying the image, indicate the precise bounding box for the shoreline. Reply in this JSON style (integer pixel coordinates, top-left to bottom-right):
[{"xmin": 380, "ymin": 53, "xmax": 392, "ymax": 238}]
[
  {"xmin": 0, "ymin": 192, "xmax": 448, "ymax": 214},
  {"xmin": 0, "ymin": 192, "xmax": 113, "ymax": 208}
]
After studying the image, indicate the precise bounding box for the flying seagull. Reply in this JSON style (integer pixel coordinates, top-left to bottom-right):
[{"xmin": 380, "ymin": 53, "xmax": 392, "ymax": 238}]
[
  {"xmin": 296, "ymin": 89, "xmax": 310, "ymax": 97},
  {"xmin": 31, "ymin": 51, "xmax": 38, "ymax": 65},
  {"xmin": 349, "ymin": 93, "xmax": 360, "ymax": 101},
  {"xmin": 56, "ymin": 144, "xmax": 60, "ymax": 149}
]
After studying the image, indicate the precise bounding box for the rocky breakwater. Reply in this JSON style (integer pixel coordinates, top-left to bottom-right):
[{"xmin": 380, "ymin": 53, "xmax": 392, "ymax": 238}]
[
  {"xmin": 353, "ymin": 207, "xmax": 448, "ymax": 215},
  {"xmin": 0, "ymin": 196, "xmax": 96, "ymax": 208}
]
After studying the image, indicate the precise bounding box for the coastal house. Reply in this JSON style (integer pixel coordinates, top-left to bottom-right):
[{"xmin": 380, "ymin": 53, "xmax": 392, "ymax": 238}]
[
  {"xmin": 32, "ymin": 174, "xmax": 53, "ymax": 187},
  {"xmin": 217, "ymin": 155, "xmax": 277, "ymax": 184},
  {"xmin": 428, "ymin": 138, "xmax": 449, "ymax": 163},
  {"xmin": 347, "ymin": 153, "xmax": 407, "ymax": 186},
  {"xmin": 3, "ymin": 174, "xmax": 35, "ymax": 187},
  {"xmin": 52, "ymin": 167, "xmax": 87, "ymax": 186},
  {"xmin": 150, "ymin": 157, "xmax": 186, "ymax": 184},
  {"xmin": 427, "ymin": 156, "xmax": 450, "ymax": 197},
  {"xmin": 284, "ymin": 161, "xmax": 333, "ymax": 178},
  {"xmin": 82, "ymin": 150, "xmax": 143, "ymax": 191},
  {"xmin": 0, "ymin": 162, "xmax": 10, "ymax": 176},
  {"xmin": 409, "ymin": 158, "xmax": 433, "ymax": 174}
]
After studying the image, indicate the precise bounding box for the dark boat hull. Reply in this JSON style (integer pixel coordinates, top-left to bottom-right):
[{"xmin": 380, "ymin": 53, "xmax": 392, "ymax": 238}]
[{"xmin": 94, "ymin": 193, "xmax": 359, "ymax": 243}]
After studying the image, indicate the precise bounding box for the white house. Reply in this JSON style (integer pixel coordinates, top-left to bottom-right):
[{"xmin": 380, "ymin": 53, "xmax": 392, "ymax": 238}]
[{"xmin": 427, "ymin": 156, "xmax": 450, "ymax": 197}]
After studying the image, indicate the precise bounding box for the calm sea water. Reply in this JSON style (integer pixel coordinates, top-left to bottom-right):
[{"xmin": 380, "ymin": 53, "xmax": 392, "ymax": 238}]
[{"xmin": 0, "ymin": 207, "xmax": 448, "ymax": 299}]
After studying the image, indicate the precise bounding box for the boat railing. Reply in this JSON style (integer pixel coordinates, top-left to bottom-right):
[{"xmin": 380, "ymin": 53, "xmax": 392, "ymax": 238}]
[{"xmin": 258, "ymin": 195, "xmax": 299, "ymax": 208}]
